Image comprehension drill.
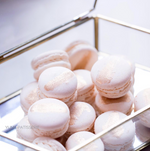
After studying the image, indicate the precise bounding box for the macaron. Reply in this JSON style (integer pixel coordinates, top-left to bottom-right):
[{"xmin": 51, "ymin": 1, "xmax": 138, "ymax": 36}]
[
  {"xmin": 95, "ymin": 91, "xmax": 134, "ymax": 115},
  {"xmin": 65, "ymin": 131, "xmax": 104, "ymax": 151},
  {"xmin": 135, "ymin": 120, "xmax": 150, "ymax": 142},
  {"xmin": 73, "ymin": 69, "xmax": 96, "ymax": 104},
  {"xmin": 38, "ymin": 67, "xmax": 77, "ymax": 107},
  {"xmin": 67, "ymin": 102, "xmax": 96, "ymax": 135},
  {"xmin": 33, "ymin": 137, "xmax": 66, "ymax": 151},
  {"xmin": 31, "ymin": 50, "xmax": 71, "ymax": 80},
  {"xmin": 94, "ymin": 111, "xmax": 135, "ymax": 151},
  {"xmin": 16, "ymin": 116, "xmax": 37, "ymax": 142},
  {"xmin": 65, "ymin": 41, "xmax": 98, "ymax": 71},
  {"xmin": 91, "ymin": 55, "xmax": 133, "ymax": 98},
  {"xmin": 134, "ymin": 88, "xmax": 150, "ymax": 128},
  {"xmin": 20, "ymin": 81, "xmax": 39, "ymax": 115},
  {"xmin": 28, "ymin": 98, "xmax": 70, "ymax": 138}
]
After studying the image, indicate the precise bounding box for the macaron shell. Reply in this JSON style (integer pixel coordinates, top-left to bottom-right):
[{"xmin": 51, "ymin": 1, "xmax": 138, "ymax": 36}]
[
  {"xmin": 134, "ymin": 88, "xmax": 150, "ymax": 128},
  {"xmin": 77, "ymin": 88, "xmax": 96, "ymax": 105},
  {"xmin": 16, "ymin": 116, "xmax": 37, "ymax": 142},
  {"xmin": 94, "ymin": 111, "xmax": 135, "ymax": 150},
  {"xmin": 91, "ymin": 56, "xmax": 133, "ymax": 98},
  {"xmin": 31, "ymin": 50, "xmax": 71, "ymax": 80},
  {"xmin": 31, "ymin": 50, "xmax": 69, "ymax": 70},
  {"xmin": 28, "ymin": 98, "xmax": 70, "ymax": 138},
  {"xmin": 65, "ymin": 90, "xmax": 77, "ymax": 107},
  {"xmin": 66, "ymin": 131, "xmax": 104, "ymax": 151},
  {"xmin": 91, "ymin": 56, "xmax": 132, "ymax": 89},
  {"xmin": 112, "ymin": 54, "xmax": 135, "ymax": 76},
  {"xmin": 67, "ymin": 102, "xmax": 96, "ymax": 134},
  {"xmin": 20, "ymin": 81, "xmax": 39, "ymax": 114},
  {"xmin": 65, "ymin": 40, "xmax": 89, "ymax": 53},
  {"xmin": 73, "ymin": 69, "xmax": 94, "ymax": 96},
  {"xmin": 28, "ymin": 98, "xmax": 70, "ymax": 129},
  {"xmin": 33, "ymin": 137, "xmax": 66, "ymax": 151},
  {"xmin": 95, "ymin": 91, "xmax": 134, "ymax": 115},
  {"xmin": 67, "ymin": 44, "xmax": 98, "ymax": 70},
  {"xmin": 38, "ymin": 67, "xmax": 77, "ymax": 98},
  {"xmin": 34, "ymin": 61, "xmax": 71, "ymax": 80}
]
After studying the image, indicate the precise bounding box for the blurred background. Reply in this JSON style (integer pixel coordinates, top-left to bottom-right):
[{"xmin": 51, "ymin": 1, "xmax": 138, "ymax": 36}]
[{"xmin": 0, "ymin": 0, "xmax": 150, "ymax": 98}]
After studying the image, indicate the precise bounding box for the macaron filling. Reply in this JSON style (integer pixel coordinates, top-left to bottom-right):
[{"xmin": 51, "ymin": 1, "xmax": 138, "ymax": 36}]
[
  {"xmin": 34, "ymin": 56, "xmax": 69, "ymax": 70},
  {"xmin": 96, "ymin": 76, "xmax": 133, "ymax": 98}
]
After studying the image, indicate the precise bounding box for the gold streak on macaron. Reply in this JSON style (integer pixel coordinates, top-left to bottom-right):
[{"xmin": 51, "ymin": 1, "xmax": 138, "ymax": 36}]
[
  {"xmin": 103, "ymin": 112, "xmax": 124, "ymax": 137},
  {"xmin": 96, "ymin": 59, "xmax": 119, "ymax": 84},
  {"xmin": 70, "ymin": 103, "xmax": 91, "ymax": 125},
  {"xmin": 76, "ymin": 74, "xmax": 87, "ymax": 90},
  {"xmin": 44, "ymin": 71, "xmax": 74, "ymax": 91},
  {"xmin": 25, "ymin": 88, "xmax": 39, "ymax": 105},
  {"xmin": 31, "ymin": 103, "xmax": 67, "ymax": 113},
  {"xmin": 144, "ymin": 89, "xmax": 150, "ymax": 105}
]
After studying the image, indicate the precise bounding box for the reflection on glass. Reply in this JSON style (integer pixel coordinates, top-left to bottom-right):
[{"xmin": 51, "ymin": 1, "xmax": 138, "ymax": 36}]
[{"xmin": 0, "ymin": 136, "xmax": 36, "ymax": 151}]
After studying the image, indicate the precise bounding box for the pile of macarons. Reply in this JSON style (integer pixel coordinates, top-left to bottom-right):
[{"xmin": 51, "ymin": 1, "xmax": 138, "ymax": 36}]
[{"xmin": 17, "ymin": 40, "xmax": 141, "ymax": 151}]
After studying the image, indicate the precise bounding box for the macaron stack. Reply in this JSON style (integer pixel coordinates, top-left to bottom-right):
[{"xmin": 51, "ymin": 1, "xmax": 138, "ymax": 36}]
[
  {"xmin": 17, "ymin": 41, "xmax": 137, "ymax": 151},
  {"xmin": 91, "ymin": 55, "xmax": 135, "ymax": 116}
]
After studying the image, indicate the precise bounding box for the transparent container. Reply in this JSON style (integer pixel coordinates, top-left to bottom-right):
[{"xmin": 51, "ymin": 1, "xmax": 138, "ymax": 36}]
[{"xmin": 1, "ymin": 0, "xmax": 150, "ymax": 150}]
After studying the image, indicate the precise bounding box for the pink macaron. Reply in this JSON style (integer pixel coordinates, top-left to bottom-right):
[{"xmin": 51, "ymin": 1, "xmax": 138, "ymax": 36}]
[
  {"xmin": 28, "ymin": 98, "xmax": 70, "ymax": 138},
  {"xmin": 95, "ymin": 91, "xmax": 134, "ymax": 115},
  {"xmin": 67, "ymin": 102, "xmax": 96, "ymax": 135},
  {"xmin": 38, "ymin": 66, "xmax": 77, "ymax": 107},
  {"xmin": 20, "ymin": 81, "xmax": 39, "ymax": 115},
  {"xmin": 65, "ymin": 41, "xmax": 98, "ymax": 71},
  {"xmin": 91, "ymin": 55, "xmax": 133, "ymax": 98},
  {"xmin": 33, "ymin": 137, "xmax": 66, "ymax": 151},
  {"xmin": 135, "ymin": 120, "xmax": 150, "ymax": 142},
  {"xmin": 16, "ymin": 116, "xmax": 37, "ymax": 142},
  {"xmin": 65, "ymin": 131, "xmax": 104, "ymax": 151},
  {"xmin": 94, "ymin": 111, "xmax": 135, "ymax": 151},
  {"xmin": 134, "ymin": 88, "xmax": 150, "ymax": 128},
  {"xmin": 73, "ymin": 69, "xmax": 96, "ymax": 104},
  {"xmin": 31, "ymin": 50, "xmax": 71, "ymax": 80}
]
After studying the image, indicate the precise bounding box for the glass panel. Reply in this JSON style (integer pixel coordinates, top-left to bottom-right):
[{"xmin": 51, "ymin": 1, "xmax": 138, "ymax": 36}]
[
  {"xmin": 0, "ymin": 19, "xmax": 94, "ymax": 99},
  {"xmin": 0, "ymin": 0, "xmax": 94, "ymax": 53},
  {"xmin": 0, "ymin": 136, "xmax": 36, "ymax": 151},
  {"xmin": 99, "ymin": 19, "xmax": 150, "ymax": 68}
]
